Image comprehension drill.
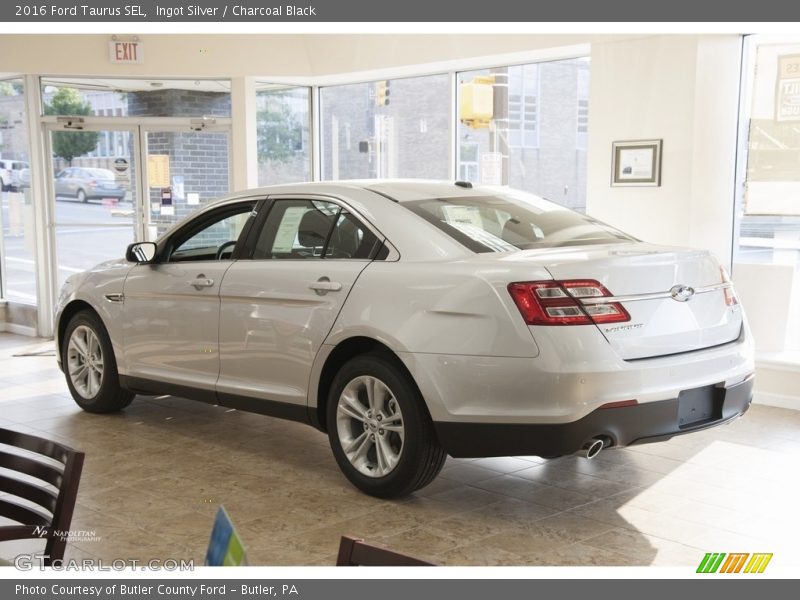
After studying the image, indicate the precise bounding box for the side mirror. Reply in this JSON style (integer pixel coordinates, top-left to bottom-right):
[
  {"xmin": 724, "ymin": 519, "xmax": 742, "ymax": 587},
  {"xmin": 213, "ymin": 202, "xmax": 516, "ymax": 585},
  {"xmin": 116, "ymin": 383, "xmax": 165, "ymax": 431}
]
[{"xmin": 126, "ymin": 242, "xmax": 157, "ymax": 264}]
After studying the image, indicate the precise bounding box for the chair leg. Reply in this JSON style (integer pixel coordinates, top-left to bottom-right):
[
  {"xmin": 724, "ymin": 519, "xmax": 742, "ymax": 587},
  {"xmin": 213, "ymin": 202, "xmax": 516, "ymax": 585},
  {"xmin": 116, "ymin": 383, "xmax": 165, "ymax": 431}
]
[
  {"xmin": 44, "ymin": 534, "xmax": 67, "ymax": 567},
  {"xmin": 336, "ymin": 535, "xmax": 362, "ymax": 566}
]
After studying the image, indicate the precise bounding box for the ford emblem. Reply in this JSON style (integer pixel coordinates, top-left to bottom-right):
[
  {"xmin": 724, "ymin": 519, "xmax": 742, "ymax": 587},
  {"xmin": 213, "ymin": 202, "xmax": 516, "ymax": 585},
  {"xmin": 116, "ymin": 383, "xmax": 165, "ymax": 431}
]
[{"xmin": 670, "ymin": 284, "xmax": 695, "ymax": 302}]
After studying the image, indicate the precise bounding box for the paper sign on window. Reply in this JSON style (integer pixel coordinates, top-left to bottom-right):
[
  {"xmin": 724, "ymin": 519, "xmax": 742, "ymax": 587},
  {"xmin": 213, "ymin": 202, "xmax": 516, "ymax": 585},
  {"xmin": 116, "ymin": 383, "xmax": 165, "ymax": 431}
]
[
  {"xmin": 441, "ymin": 205, "xmax": 484, "ymax": 228},
  {"xmin": 272, "ymin": 207, "xmax": 307, "ymax": 253},
  {"xmin": 147, "ymin": 155, "xmax": 170, "ymax": 188}
]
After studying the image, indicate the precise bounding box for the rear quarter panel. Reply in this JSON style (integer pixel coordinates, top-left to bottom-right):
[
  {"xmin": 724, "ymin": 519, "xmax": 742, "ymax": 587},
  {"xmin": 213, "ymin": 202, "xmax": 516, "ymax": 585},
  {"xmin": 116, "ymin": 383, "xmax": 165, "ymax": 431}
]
[{"xmin": 325, "ymin": 260, "xmax": 546, "ymax": 357}]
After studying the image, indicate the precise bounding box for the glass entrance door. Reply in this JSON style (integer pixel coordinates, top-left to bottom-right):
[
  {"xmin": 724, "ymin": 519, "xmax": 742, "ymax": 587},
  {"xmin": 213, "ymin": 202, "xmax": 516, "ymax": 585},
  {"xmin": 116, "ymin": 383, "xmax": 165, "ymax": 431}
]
[
  {"xmin": 46, "ymin": 126, "xmax": 139, "ymax": 290},
  {"xmin": 142, "ymin": 127, "xmax": 231, "ymax": 240},
  {"xmin": 42, "ymin": 121, "xmax": 232, "ymax": 333}
]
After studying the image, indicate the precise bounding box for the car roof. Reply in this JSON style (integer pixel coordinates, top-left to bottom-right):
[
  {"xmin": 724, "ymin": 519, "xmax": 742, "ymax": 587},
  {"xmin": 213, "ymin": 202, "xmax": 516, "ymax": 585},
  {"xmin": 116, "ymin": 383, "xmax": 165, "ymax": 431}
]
[{"xmin": 220, "ymin": 179, "xmax": 509, "ymax": 204}]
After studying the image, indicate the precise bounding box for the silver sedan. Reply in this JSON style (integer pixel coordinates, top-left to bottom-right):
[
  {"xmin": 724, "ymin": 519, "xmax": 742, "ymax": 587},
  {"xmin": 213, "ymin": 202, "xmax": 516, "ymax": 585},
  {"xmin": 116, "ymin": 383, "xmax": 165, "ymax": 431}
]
[{"xmin": 55, "ymin": 181, "xmax": 754, "ymax": 497}]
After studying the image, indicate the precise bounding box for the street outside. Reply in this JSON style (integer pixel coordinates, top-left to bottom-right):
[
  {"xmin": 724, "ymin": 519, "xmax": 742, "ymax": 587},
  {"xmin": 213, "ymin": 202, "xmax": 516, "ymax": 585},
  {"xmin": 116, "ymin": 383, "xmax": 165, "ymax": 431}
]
[{"xmin": 1, "ymin": 191, "xmax": 133, "ymax": 302}]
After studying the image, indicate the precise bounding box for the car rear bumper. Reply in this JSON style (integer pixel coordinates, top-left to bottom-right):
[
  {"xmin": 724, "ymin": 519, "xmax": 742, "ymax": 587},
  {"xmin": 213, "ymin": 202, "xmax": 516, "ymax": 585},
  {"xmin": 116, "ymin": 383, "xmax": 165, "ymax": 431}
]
[
  {"xmin": 89, "ymin": 190, "xmax": 126, "ymax": 199},
  {"xmin": 433, "ymin": 375, "xmax": 754, "ymax": 458}
]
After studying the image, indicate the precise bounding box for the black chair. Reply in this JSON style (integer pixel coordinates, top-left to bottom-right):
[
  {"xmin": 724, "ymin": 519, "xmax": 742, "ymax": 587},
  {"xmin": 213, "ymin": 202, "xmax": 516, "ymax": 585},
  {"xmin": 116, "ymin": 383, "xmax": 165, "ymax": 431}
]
[
  {"xmin": 336, "ymin": 535, "xmax": 434, "ymax": 566},
  {"xmin": 0, "ymin": 428, "xmax": 85, "ymax": 566}
]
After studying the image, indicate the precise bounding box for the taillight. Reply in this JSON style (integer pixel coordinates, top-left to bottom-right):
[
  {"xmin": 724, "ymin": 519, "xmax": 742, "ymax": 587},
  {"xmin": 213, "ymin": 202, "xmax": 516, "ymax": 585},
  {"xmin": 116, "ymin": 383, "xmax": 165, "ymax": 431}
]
[
  {"xmin": 507, "ymin": 279, "xmax": 630, "ymax": 326},
  {"xmin": 720, "ymin": 267, "xmax": 739, "ymax": 307}
]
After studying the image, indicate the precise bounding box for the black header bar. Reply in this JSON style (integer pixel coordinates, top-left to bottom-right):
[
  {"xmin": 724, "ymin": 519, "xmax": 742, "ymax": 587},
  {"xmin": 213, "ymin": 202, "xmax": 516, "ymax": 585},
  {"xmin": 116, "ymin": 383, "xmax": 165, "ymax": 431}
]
[{"xmin": 1, "ymin": 0, "xmax": 797, "ymax": 22}]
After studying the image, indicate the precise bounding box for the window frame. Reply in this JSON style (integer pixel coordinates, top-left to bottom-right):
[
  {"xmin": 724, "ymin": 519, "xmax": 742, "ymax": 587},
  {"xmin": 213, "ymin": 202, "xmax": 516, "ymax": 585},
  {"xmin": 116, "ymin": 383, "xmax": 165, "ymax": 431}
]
[
  {"xmin": 156, "ymin": 198, "xmax": 262, "ymax": 264},
  {"xmin": 240, "ymin": 193, "xmax": 391, "ymax": 262}
]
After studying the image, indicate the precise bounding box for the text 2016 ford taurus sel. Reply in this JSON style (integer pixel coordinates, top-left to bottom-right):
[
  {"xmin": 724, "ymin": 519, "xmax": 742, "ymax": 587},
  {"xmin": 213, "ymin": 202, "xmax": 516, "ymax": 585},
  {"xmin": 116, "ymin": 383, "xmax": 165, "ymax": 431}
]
[{"xmin": 55, "ymin": 181, "xmax": 754, "ymax": 498}]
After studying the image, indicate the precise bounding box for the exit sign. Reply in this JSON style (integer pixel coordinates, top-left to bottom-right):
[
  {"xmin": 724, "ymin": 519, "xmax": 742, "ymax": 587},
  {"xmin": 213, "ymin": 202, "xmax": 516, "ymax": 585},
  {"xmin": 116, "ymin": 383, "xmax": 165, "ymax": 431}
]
[{"xmin": 109, "ymin": 41, "xmax": 143, "ymax": 64}]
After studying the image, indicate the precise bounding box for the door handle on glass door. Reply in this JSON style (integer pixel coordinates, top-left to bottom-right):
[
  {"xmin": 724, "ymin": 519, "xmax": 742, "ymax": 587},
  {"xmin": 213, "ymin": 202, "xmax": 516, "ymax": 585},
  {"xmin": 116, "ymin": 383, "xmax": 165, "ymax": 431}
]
[{"xmin": 190, "ymin": 276, "xmax": 215, "ymax": 289}]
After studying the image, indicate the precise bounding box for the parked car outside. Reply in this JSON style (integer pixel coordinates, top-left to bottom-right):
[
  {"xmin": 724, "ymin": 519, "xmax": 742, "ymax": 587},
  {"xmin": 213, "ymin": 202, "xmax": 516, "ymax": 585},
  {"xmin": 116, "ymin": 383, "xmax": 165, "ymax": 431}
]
[
  {"xmin": 54, "ymin": 181, "xmax": 755, "ymax": 498},
  {"xmin": 15, "ymin": 167, "xmax": 31, "ymax": 191},
  {"xmin": 54, "ymin": 167, "xmax": 126, "ymax": 203},
  {"xmin": 0, "ymin": 159, "xmax": 29, "ymax": 192}
]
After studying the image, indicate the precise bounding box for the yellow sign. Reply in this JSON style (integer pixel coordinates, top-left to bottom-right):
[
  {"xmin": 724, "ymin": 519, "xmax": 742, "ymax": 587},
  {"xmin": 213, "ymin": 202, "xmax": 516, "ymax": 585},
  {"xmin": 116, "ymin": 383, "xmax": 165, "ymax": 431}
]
[
  {"xmin": 147, "ymin": 155, "xmax": 170, "ymax": 188},
  {"xmin": 459, "ymin": 75, "xmax": 495, "ymax": 129}
]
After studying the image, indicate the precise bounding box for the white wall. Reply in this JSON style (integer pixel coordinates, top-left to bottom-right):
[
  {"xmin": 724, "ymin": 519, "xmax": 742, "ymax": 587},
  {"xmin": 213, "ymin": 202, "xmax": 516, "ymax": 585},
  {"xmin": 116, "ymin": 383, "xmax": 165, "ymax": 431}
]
[
  {"xmin": 0, "ymin": 34, "xmax": 619, "ymax": 80},
  {"xmin": 587, "ymin": 34, "xmax": 800, "ymax": 407},
  {"xmin": 586, "ymin": 35, "xmax": 742, "ymax": 268}
]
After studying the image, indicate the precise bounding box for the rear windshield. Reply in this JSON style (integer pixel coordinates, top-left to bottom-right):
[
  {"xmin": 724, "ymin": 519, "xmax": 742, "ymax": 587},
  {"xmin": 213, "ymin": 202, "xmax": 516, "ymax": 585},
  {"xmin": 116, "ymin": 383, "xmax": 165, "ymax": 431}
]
[
  {"xmin": 403, "ymin": 191, "xmax": 635, "ymax": 253},
  {"xmin": 85, "ymin": 168, "xmax": 114, "ymax": 179}
]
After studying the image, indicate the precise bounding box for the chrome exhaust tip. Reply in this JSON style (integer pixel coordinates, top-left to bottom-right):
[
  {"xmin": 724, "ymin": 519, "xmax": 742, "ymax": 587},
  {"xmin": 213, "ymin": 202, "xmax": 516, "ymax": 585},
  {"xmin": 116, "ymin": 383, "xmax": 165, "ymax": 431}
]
[{"xmin": 577, "ymin": 438, "xmax": 605, "ymax": 460}]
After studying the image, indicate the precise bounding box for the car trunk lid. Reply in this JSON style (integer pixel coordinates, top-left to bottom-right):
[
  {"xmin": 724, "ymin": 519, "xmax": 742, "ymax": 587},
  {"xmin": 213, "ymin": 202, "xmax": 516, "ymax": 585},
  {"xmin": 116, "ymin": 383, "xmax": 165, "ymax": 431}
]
[{"xmin": 514, "ymin": 242, "xmax": 743, "ymax": 360}]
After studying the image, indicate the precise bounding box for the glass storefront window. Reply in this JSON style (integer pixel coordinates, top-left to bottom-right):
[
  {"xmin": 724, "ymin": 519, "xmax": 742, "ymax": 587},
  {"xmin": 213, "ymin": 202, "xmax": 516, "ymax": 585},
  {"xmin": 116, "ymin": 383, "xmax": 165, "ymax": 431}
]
[
  {"xmin": 734, "ymin": 36, "xmax": 800, "ymax": 353},
  {"xmin": 40, "ymin": 78, "xmax": 232, "ymax": 118},
  {"xmin": 320, "ymin": 74, "xmax": 450, "ymax": 180},
  {"xmin": 457, "ymin": 58, "xmax": 590, "ymax": 212},
  {"xmin": 736, "ymin": 38, "xmax": 800, "ymax": 265},
  {"xmin": 49, "ymin": 129, "xmax": 137, "ymax": 290},
  {"xmin": 256, "ymin": 84, "xmax": 310, "ymax": 185},
  {"xmin": 145, "ymin": 130, "xmax": 231, "ymax": 239},
  {"xmin": 0, "ymin": 78, "xmax": 37, "ymax": 304}
]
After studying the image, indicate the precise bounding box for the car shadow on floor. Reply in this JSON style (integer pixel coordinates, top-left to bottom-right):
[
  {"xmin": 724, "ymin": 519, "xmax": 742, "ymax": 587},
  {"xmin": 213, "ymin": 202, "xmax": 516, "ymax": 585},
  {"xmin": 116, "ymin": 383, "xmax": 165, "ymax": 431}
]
[{"xmin": 4, "ymin": 379, "xmax": 797, "ymax": 567}]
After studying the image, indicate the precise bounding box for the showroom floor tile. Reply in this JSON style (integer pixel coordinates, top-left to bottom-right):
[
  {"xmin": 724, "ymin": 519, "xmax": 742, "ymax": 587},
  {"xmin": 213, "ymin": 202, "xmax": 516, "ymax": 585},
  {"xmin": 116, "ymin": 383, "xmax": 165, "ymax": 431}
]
[{"xmin": 1, "ymin": 332, "xmax": 799, "ymax": 568}]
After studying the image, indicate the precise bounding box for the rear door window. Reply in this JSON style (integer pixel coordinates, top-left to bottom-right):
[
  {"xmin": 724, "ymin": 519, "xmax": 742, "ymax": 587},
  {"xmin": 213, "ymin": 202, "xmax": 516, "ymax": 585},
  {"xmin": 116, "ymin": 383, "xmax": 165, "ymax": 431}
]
[{"xmin": 253, "ymin": 199, "xmax": 380, "ymax": 260}]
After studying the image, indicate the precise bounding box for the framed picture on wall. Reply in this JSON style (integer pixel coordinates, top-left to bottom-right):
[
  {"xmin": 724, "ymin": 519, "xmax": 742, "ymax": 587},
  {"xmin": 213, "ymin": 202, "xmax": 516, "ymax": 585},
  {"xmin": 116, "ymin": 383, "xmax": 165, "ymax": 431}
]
[{"xmin": 611, "ymin": 139, "xmax": 663, "ymax": 186}]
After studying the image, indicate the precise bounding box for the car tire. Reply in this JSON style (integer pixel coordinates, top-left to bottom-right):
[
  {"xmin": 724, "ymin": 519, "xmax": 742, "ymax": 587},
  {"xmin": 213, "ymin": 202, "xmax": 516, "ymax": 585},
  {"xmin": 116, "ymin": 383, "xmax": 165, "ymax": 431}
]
[
  {"xmin": 77, "ymin": 189, "xmax": 87, "ymax": 203},
  {"xmin": 62, "ymin": 309, "xmax": 134, "ymax": 413},
  {"xmin": 327, "ymin": 352, "xmax": 447, "ymax": 498}
]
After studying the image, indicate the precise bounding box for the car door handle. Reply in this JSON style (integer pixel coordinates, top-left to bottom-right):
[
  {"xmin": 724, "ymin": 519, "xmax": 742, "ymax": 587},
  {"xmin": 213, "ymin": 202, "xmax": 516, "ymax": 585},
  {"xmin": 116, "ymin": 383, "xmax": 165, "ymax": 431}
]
[
  {"xmin": 309, "ymin": 279, "xmax": 342, "ymax": 294},
  {"xmin": 190, "ymin": 276, "xmax": 215, "ymax": 289}
]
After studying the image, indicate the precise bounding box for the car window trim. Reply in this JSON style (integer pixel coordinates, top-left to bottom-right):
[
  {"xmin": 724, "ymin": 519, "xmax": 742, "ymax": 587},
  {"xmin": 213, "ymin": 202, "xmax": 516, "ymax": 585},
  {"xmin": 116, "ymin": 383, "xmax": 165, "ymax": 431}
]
[{"xmin": 156, "ymin": 198, "xmax": 262, "ymax": 263}]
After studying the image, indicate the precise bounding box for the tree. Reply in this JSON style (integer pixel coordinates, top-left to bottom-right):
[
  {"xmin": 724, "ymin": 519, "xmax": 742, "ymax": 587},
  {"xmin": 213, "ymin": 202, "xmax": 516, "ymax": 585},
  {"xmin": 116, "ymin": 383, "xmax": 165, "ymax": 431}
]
[
  {"xmin": 0, "ymin": 80, "xmax": 23, "ymax": 97},
  {"xmin": 44, "ymin": 88, "xmax": 99, "ymax": 165},
  {"xmin": 256, "ymin": 93, "xmax": 302, "ymax": 164}
]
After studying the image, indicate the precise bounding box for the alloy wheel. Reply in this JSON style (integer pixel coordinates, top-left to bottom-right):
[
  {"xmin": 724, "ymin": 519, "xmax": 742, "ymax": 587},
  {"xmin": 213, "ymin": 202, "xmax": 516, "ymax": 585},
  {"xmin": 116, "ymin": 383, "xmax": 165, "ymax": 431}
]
[
  {"xmin": 336, "ymin": 375, "xmax": 405, "ymax": 477},
  {"xmin": 66, "ymin": 325, "xmax": 104, "ymax": 398}
]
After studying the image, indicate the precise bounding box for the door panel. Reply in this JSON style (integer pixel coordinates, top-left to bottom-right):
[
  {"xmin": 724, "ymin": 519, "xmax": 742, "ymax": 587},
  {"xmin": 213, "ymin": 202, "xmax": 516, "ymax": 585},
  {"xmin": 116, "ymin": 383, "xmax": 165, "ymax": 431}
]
[
  {"xmin": 217, "ymin": 260, "xmax": 369, "ymax": 404},
  {"xmin": 120, "ymin": 201, "xmax": 256, "ymax": 390},
  {"xmin": 122, "ymin": 261, "xmax": 233, "ymax": 390}
]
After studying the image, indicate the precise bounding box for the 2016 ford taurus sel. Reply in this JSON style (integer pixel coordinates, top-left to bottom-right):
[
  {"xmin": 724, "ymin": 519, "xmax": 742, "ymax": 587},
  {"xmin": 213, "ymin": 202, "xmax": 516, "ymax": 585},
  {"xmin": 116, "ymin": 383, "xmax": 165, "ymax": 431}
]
[{"xmin": 56, "ymin": 181, "xmax": 754, "ymax": 498}]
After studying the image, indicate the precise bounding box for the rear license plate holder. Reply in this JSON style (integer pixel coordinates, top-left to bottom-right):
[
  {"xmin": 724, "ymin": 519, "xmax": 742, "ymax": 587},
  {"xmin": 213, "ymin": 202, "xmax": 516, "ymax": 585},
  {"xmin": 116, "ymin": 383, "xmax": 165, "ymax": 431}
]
[{"xmin": 677, "ymin": 385, "xmax": 722, "ymax": 428}]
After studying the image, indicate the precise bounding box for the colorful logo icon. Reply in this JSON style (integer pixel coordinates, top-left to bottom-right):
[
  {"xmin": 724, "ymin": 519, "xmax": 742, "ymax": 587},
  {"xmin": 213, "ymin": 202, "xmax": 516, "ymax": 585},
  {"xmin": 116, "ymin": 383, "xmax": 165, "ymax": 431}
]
[{"xmin": 697, "ymin": 552, "xmax": 773, "ymax": 573}]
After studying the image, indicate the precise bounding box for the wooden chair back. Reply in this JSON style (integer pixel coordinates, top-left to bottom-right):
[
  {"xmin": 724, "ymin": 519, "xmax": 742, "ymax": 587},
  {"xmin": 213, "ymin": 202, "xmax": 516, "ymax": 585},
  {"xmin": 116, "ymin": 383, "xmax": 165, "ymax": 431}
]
[{"xmin": 0, "ymin": 428, "xmax": 85, "ymax": 566}]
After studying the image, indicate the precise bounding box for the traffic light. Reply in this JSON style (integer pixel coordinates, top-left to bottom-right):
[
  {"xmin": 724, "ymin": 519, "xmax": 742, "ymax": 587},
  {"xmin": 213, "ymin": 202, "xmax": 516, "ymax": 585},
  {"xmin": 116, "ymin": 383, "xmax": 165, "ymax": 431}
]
[{"xmin": 375, "ymin": 80, "xmax": 390, "ymax": 107}]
